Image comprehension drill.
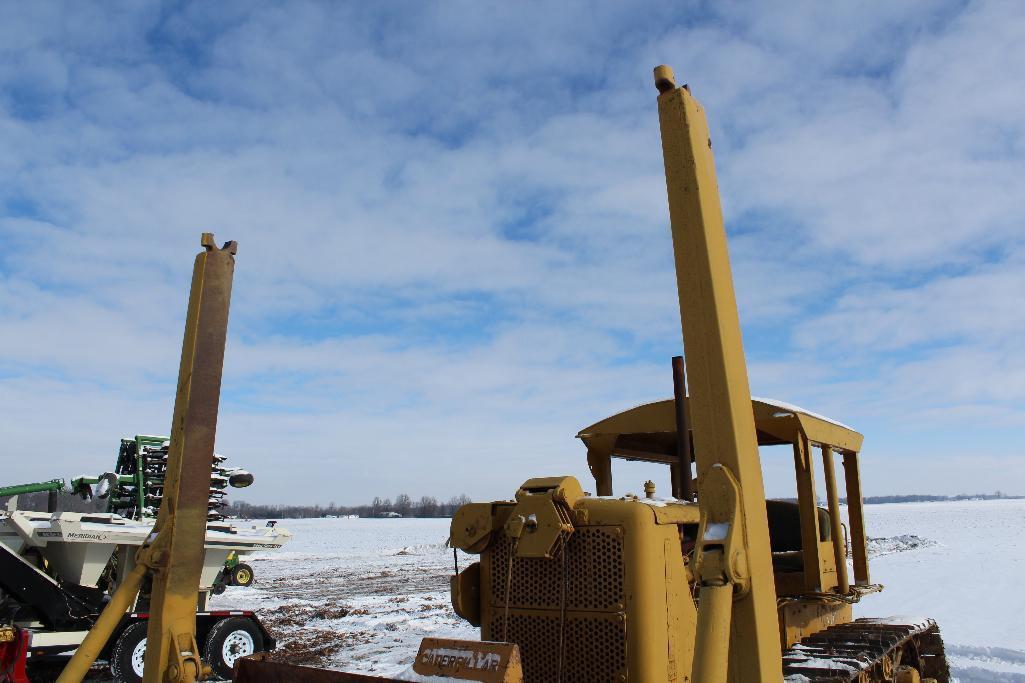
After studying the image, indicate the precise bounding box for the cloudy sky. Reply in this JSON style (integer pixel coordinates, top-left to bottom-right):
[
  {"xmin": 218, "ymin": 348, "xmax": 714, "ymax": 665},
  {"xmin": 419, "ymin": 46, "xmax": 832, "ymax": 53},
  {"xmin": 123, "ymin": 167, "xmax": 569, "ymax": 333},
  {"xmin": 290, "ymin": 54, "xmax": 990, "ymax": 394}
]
[{"xmin": 1, "ymin": 1, "xmax": 1023, "ymax": 505}]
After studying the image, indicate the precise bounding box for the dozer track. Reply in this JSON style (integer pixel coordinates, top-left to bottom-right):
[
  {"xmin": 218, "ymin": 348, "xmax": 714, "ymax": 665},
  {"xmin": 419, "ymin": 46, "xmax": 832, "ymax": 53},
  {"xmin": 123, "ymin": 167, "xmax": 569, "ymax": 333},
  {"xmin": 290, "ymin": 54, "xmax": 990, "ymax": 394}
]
[{"xmin": 783, "ymin": 618, "xmax": 949, "ymax": 682}]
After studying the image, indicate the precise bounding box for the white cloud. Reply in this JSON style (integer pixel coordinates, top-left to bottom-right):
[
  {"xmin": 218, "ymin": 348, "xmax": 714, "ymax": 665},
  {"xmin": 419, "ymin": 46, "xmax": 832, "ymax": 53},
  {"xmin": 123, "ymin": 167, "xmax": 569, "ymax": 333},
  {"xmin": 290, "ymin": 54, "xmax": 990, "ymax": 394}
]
[{"xmin": 1, "ymin": 1, "xmax": 1024, "ymax": 503}]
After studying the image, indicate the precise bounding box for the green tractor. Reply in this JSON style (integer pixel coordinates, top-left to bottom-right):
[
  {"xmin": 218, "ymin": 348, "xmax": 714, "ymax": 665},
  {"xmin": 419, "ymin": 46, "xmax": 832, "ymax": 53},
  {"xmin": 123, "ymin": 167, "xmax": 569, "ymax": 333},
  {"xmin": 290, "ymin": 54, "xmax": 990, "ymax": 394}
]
[{"xmin": 212, "ymin": 551, "xmax": 255, "ymax": 594}]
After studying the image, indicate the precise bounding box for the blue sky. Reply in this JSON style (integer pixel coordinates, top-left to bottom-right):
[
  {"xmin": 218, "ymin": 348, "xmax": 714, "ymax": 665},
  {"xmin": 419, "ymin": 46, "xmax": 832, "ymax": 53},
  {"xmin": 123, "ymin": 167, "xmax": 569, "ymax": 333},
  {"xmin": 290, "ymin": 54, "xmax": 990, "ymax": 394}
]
[{"xmin": 1, "ymin": 1, "xmax": 1023, "ymax": 504}]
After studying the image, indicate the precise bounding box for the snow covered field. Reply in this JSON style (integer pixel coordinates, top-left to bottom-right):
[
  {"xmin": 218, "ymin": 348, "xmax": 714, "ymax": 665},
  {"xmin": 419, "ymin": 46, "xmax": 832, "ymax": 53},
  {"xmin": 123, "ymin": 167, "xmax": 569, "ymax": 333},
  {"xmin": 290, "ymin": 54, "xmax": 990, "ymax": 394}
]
[
  {"xmin": 853, "ymin": 499, "xmax": 1025, "ymax": 682},
  {"xmin": 210, "ymin": 498, "xmax": 1025, "ymax": 681},
  {"xmin": 209, "ymin": 517, "xmax": 474, "ymax": 677}
]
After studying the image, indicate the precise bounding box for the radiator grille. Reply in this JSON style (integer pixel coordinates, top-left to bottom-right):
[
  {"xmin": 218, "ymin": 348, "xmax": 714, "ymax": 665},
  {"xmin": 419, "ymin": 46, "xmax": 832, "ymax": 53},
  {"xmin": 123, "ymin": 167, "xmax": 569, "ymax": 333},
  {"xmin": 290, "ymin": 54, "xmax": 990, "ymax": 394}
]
[
  {"xmin": 484, "ymin": 526, "xmax": 627, "ymax": 681},
  {"xmin": 487, "ymin": 526, "xmax": 624, "ymax": 611},
  {"xmin": 486, "ymin": 611, "xmax": 627, "ymax": 683}
]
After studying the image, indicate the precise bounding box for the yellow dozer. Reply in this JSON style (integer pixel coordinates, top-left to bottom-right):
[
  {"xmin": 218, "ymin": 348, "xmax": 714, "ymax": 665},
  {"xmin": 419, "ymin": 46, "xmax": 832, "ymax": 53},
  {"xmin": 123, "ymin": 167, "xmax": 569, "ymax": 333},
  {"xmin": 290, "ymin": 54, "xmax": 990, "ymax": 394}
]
[
  {"xmin": 434, "ymin": 64, "xmax": 951, "ymax": 683},
  {"xmin": 445, "ymin": 404, "xmax": 946, "ymax": 681},
  {"xmin": 52, "ymin": 64, "xmax": 950, "ymax": 683},
  {"xmin": 236, "ymin": 65, "xmax": 951, "ymax": 682}
]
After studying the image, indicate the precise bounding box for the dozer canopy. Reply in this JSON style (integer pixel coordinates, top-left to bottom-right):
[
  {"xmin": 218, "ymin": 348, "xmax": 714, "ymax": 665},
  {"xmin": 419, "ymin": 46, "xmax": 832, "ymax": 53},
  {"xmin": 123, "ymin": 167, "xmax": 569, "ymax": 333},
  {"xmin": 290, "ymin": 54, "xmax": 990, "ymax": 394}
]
[
  {"xmin": 579, "ymin": 395, "xmax": 872, "ymax": 595},
  {"xmin": 577, "ymin": 396, "xmax": 863, "ymax": 464}
]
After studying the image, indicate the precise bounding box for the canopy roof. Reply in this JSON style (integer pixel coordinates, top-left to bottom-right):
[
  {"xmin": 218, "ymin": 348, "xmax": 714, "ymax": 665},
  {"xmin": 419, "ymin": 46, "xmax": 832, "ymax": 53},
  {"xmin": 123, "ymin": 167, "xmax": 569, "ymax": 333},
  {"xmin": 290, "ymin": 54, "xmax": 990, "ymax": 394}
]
[{"xmin": 577, "ymin": 397, "xmax": 863, "ymax": 462}]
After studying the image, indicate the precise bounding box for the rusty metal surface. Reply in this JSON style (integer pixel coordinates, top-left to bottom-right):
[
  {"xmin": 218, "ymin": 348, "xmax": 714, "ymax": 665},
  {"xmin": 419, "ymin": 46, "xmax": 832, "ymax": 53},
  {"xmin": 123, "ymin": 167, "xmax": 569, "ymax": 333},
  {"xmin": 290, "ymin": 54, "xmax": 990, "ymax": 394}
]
[
  {"xmin": 671, "ymin": 355, "xmax": 694, "ymax": 501},
  {"xmin": 234, "ymin": 657, "xmax": 408, "ymax": 682},
  {"xmin": 412, "ymin": 638, "xmax": 522, "ymax": 682},
  {"xmin": 144, "ymin": 234, "xmax": 238, "ymax": 682},
  {"xmin": 55, "ymin": 234, "xmax": 239, "ymax": 683},
  {"xmin": 782, "ymin": 618, "xmax": 950, "ymax": 682}
]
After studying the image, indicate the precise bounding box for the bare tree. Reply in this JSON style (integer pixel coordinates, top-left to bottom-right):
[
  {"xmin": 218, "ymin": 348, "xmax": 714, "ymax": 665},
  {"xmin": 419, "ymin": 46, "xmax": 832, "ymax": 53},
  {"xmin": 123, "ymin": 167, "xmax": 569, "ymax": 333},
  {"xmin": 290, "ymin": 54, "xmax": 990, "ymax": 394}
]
[
  {"xmin": 417, "ymin": 496, "xmax": 439, "ymax": 517},
  {"xmin": 444, "ymin": 494, "xmax": 472, "ymax": 516}
]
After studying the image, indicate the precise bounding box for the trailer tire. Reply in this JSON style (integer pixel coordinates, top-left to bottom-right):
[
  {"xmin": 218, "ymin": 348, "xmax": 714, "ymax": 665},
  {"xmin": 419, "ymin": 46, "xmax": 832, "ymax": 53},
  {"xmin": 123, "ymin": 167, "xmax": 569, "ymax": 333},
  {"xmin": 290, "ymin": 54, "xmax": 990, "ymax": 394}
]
[
  {"xmin": 203, "ymin": 616, "xmax": 263, "ymax": 679},
  {"xmin": 230, "ymin": 563, "xmax": 255, "ymax": 587},
  {"xmin": 110, "ymin": 621, "xmax": 148, "ymax": 683}
]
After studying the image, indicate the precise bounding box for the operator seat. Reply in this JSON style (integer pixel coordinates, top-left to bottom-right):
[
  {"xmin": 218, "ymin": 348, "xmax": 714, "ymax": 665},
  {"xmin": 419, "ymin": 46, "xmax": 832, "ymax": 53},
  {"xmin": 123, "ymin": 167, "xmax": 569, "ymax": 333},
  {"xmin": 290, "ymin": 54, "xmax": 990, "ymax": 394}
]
[{"xmin": 765, "ymin": 499, "xmax": 830, "ymax": 573}]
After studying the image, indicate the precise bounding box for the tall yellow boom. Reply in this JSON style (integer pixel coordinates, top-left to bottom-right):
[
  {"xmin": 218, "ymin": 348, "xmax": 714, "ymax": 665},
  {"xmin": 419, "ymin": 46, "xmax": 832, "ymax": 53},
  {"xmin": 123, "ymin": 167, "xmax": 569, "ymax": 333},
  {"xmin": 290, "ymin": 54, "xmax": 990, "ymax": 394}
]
[
  {"xmin": 142, "ymin": 234, "xmax": 238, "ymax": 683},
  {"xmin": 654, "ymin": 64, "xmax": 781, "ymax": 681},
  {"xmin": 56, "ymin": 234, "xmax": 237, "ymax": 683}
]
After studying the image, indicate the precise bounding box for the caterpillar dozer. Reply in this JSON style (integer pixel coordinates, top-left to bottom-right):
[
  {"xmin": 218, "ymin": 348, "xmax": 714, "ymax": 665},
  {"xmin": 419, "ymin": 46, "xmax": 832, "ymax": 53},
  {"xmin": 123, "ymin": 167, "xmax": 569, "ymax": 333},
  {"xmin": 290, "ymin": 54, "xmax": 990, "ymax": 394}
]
[
  {"xmin": 232, "ymin": 65, "xmax": 950, "ymax": 682},
  {"xmin": 38, "ymin": 64, "xmax": 951, "ymax": 683},
  {"xmin": 414, "ymin": 66, "xmax": 950, "ymax": 683}
]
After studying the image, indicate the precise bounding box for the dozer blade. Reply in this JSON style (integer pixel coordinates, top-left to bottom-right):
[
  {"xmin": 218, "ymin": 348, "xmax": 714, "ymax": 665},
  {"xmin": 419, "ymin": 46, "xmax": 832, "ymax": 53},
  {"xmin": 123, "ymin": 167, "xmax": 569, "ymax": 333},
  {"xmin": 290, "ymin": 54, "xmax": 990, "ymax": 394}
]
[
  {"xmin": 235, "ymin": 638, "xmax": 523, "ymax": 683},
  {"xmin": 234, "ymin": 658, "xmax": 406, "ymax": 683}
]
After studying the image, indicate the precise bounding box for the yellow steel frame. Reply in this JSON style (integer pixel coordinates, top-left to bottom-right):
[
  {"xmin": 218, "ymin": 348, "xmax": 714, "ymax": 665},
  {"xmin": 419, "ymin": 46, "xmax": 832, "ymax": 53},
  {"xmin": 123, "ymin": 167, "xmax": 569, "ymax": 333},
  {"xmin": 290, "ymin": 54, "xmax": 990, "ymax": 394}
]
[
  {"xmin": 576, "ymin": 397, "xmax": 867, "ymax": 596},
  {"xmin": 57, "ymin": 234, "xmax": 237, "ymax": 683},
  {"xmin": 143, "ymin": 234, "xmax": 237, "ymax": 682},
  {"xmin": 654, "ymin": 65, "xmax": 782, "ymax": 681}
]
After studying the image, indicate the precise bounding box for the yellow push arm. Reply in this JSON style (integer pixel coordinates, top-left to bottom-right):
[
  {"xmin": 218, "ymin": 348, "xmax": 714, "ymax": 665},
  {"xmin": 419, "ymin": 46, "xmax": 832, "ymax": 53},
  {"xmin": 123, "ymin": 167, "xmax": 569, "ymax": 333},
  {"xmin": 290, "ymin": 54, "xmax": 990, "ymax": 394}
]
[{"xmin": 654, "ymin": 65, "xmax": 782, "ymax": 682}]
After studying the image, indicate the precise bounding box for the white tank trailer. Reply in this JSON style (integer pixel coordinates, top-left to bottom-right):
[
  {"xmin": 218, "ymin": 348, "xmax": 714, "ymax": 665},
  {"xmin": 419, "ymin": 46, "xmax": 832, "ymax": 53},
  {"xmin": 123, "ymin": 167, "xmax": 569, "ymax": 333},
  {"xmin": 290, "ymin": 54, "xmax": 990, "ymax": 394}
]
[
  {"xmin": 0, "ymin": 510, "xmax": 290, "ymax": 597},
  {"xmin": 0, "ymin": 436, "xmax": 290, "ymax": 681}
]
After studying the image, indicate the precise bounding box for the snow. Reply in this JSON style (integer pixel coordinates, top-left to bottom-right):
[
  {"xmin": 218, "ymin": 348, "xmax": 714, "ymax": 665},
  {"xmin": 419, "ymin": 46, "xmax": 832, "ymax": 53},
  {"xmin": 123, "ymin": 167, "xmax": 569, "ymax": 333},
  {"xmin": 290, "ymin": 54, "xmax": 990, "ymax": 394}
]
[
  {"xmin": 593, "ymin": 494, "xmax": 674, "ymax": 507},
  {"xmin": 866, "ymin": 534, "xmax": 937, "ymax": 557},
  {"xmin": 752, "ymin": 396, "xmax": 856, "ymax": 431},
  {"xmin": 391, "ymin": 666, "xmax": 460, "ymax": 682},
  {"xmin": 785, "ymin": 652, "xmax": 859, "ymax": 673},
  {"xmin": 208, "ymin": 518, "xmax": 477, "ymax": 677},
  {"xmin": 704, "ymin": 521, "xmax": 730, "ymax": 540},
  {"xmin": 852, "ymin": 498, "xmax": 1025, "ymax": 681},
  {"xmin": 208, "ymin": 499, "xmax": 1025, "ymax": 682}
]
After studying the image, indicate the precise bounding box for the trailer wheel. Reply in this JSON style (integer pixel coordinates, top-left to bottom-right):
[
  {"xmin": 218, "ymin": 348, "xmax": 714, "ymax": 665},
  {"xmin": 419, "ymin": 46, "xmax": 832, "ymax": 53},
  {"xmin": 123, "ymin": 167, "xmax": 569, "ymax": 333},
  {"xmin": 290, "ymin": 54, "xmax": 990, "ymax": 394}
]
[
  {"xmin": 110, "ymin": 621, "xmax": 148, "ymax": 683},
  {"xmin": 203, "ymin": 616, "xmax": 263, "ymax": 679},
  {"xmin": 230, "ymin": 563, "xmax": 255, "ymax": 587}
]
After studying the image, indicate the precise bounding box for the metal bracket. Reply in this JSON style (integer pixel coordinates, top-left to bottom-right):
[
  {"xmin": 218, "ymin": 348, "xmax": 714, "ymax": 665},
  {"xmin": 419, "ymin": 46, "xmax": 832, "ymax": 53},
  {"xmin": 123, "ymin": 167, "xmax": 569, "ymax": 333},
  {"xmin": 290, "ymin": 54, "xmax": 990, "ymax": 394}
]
[
  {"xmin": 165, "ymin": 626, "xmax": 207, "ymax": 681},
  {"xmin": 503, "ymin": 477, "xmax": 583, "ymax": 559},
  {"xmin": 692, "ymin": 464, "xmax": 750, "ymax": 597},
  {"xmin": 450, "ymin": 503, "xmax": 496, "ymax": 554},
  {"xmin": 201, "ymin": 232, "xmax": 238, "ymax": 255}
]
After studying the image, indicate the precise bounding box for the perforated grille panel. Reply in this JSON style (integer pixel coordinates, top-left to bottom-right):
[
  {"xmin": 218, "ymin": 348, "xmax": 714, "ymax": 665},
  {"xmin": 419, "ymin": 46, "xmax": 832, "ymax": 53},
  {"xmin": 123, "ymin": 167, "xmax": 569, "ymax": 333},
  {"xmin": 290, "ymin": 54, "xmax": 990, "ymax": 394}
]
[
  {"xmin": 483, "ymin": 525, "xmax": 628, "ymax": 681},
  {"xmin": 486, "ymin": 611, "xmax": 627, "ymax": 683},
  {"xmin": 487, "ymin": 526, "xmax": 625, "ymax": 611}
]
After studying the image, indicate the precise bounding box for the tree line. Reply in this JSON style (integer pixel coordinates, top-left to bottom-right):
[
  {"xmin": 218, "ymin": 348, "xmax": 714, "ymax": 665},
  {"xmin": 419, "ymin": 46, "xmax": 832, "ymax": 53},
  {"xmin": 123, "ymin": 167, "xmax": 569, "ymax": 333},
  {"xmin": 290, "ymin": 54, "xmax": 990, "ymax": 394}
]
[
  {"xmin": 224, "ymin": 493, "xmax": 473, "ymax": 519},
  {"xmin": 859, "ymin": 492, "xmax": 1021, "ymax": 504},
  {"xmin": 6, "ymin": 489, "xmax": 1019, "ymax": 520},
  {"xmin": 775, "ymin": 492, "xmax": 1022, "ymax": 506}
]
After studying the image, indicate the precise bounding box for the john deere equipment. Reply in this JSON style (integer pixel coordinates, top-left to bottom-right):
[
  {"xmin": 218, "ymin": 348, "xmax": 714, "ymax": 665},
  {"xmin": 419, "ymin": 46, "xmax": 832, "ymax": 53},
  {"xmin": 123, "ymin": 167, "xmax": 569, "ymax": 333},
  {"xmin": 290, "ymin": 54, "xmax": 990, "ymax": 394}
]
[
  {"xmin": 0, "ymin": 437, "xmax": 255, "ymax": 524},
  {"xmin": 91, "ymin": 436, "xmax": 254, "ymax": 522}
]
